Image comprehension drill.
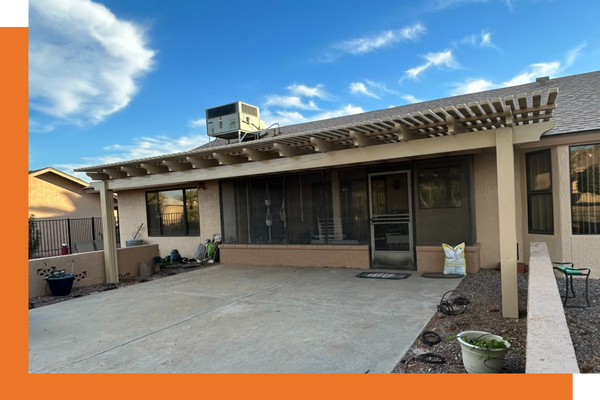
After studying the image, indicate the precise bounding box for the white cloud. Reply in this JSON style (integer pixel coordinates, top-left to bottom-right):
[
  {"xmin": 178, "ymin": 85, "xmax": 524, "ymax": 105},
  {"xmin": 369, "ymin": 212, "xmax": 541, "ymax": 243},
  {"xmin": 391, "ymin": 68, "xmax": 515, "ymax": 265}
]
[
  {"xmin": 262, "ymin": 104, "xmax": 364, "ymax": 127},
  {"xmin": 29, "ymin": 0, "xmax": 155, "ymax": 124},
  {"xmin": 401, "ymin": 94, "xmax": 423, "ymax": 104},
  {"xmin": 451, "ymin": 78, "xmax": 498, "ymax": 95},
  {"xmin": 335, "ymin": 24, "xmax": 425, "ymax": 55},
  {"xmin": 189, "ymin": 118, "xmax": 206, "ymax": 128},
  {"xmin": 461, "ymin": 31, "xmax": 500, "ymax": 51},
  {"xmin": 502, "ymin": 62, "xmax": 561, "ymax": 87},
  {"xmin": 564, "ymin": 43, "xmax": 586, "ymax": 69},
  {"xmin": 287, "ymin": 84, "xmax": 328, "ymax": 99},
  {"xmin": 320, "ymin": 23, "xmax": 425, "ymax": 61},
  {"xmin": 29, "ymin": 119, "xmax": 58, "ymax": 133},
  {"xmin": 404, "ymin": 50, "xmax": 460, "ymax": 80},
  {"xmin": 315, "ymin": 104, "xmax": 364, "ymax": 120},
  {"xmin": 450, "ymin": 43, "xmax": 585, "ymax": 95},
  {"xmin": 350, "ymin": 82, "xmax": 379, "ymax": 99},
  {"xmin": 433, "ymin": 0, "xmax": 488, "ymax": 10},
  {"xmin": 265, "ymin": 95, "xmax": 319, "ymax": 110},
  {"xmin": 55, "ymin": 133, "xmax": 209, "ymax": 179}
]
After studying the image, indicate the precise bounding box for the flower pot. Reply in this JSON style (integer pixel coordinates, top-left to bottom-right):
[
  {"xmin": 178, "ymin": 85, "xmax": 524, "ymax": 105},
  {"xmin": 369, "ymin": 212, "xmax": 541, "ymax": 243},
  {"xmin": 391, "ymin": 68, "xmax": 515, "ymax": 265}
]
[
  {"xmin": 45, "ymin": 274, "xmax": 76, "ymax": 296},
  {"xmin": 457, "ymin": 331, "xmax": 511, "ymax": 373}
]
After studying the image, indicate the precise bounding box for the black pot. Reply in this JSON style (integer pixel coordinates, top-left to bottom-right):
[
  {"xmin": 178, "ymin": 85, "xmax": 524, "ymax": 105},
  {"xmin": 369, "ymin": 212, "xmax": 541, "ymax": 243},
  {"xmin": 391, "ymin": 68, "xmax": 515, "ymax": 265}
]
[{"xmin": 45, "ymin": 274, "xmax": 76, "ymax": 296}]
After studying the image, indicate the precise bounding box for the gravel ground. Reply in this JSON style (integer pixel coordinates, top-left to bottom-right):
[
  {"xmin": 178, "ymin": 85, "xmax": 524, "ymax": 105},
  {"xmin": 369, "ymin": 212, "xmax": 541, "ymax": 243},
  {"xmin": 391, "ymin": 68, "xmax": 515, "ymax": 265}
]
[
  {"xmin": 394, "ymin": 269, "xmax": 599, "ymax": 374},
  {"xmin": 29, "ymin": 262, "xmax": 214, "ymax": 309}
]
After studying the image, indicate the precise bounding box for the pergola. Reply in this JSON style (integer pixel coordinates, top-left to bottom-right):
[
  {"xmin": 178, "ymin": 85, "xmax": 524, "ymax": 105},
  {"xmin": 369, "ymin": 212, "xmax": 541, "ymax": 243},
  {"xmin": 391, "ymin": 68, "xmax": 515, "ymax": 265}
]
[{"xmin": 77, "ymin": 88, "xmax": 558, "ymax": 318}]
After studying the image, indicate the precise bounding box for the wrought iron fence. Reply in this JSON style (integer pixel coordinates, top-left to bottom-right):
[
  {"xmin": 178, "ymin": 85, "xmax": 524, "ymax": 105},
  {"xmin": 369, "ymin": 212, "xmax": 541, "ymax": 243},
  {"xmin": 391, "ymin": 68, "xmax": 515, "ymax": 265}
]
[{"xmin": 28, "ymin": 217, "xmax": 120, "ymax": 259}]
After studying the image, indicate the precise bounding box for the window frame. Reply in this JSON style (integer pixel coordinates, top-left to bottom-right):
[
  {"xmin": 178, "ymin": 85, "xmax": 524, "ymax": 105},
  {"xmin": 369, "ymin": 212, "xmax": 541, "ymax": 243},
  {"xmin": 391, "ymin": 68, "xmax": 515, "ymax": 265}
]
[
  {"xmin": 145, "ymin": 187, "xmax": 200, "ymax": 237},
  {"xmin": 570, "ymin": 144, "xmax": 600, "ymax": 235},
  {"xmin": 526, "ymin": 149, "xmax": 554, "ymax": 235}
]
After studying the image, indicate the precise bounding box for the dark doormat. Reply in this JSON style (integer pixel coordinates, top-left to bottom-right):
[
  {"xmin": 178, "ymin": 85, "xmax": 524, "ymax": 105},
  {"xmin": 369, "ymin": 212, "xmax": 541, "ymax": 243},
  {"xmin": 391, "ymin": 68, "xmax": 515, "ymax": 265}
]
[
  {"xmin": 356, "ymin": 272, "xmax": 411, "ymax": 280},
  {"xmin": 421, "ymin": 273, "xmax": 464, "ymax": 279}
]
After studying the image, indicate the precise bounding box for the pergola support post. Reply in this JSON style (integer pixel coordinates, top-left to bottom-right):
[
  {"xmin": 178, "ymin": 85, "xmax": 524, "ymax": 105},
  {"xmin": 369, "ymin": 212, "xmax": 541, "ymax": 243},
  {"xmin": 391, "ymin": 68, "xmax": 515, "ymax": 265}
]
[
  {"xmin": 99, "ymin": 180, "xmax": 119, "ymax": 284},
  {"xmin": 495, "ymin": 126, "xmax": 519, "ymax": 318}
]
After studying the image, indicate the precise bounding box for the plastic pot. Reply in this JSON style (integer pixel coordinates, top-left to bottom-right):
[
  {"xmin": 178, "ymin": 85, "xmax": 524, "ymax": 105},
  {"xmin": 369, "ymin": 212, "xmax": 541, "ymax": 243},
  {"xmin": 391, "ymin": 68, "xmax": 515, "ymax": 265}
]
[
  {"xmin": 457, "ymin": 331, "xmax": 511, "ymax": 373},
  {"xmin": 45, "ymin": 274, "xmax": 76, "ymax": 296}
]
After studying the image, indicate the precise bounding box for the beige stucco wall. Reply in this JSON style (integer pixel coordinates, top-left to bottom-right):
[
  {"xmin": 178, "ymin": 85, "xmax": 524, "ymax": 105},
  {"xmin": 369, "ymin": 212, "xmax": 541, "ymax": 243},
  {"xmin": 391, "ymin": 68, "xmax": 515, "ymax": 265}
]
[
  {"xmin": 473, "ymin": 152, "xmax": 501, "ymax": 269},
  {"xmin": 29, "ymin": 244, "xmax": 159, "ymax": 298},
  {"xmin": 518, "ymin": 144, "xmax": 600, "ymax": 278},
  {"xmin": 220, "ymin": 244, "xmax": 370, "ymax": 269},
  {"xmin": 28, "ymin": 172, "xmax": 102, "ymax": 219},
  {"xmin": 116, "ymin": 181, "xmax": 221, "ymax": 257}
]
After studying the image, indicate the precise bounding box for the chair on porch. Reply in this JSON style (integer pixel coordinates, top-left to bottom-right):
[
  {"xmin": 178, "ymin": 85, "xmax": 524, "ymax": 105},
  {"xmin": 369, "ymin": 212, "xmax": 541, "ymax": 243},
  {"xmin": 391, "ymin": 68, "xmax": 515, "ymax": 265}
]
[
  {"xmin": 317, "ymin": 217, "xmax": 343, "ymax": 241},
  {"xmin": 552, "ymin": 262, "xmax": 591, "ymax": 308}
]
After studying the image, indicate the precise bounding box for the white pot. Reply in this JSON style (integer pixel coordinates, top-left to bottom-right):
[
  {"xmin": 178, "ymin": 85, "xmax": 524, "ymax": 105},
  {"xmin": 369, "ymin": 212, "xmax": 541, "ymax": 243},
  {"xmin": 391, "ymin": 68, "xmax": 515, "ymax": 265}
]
[{"xmin": 457, "ymin": 331, "xmax": 511, "ymax": 373}]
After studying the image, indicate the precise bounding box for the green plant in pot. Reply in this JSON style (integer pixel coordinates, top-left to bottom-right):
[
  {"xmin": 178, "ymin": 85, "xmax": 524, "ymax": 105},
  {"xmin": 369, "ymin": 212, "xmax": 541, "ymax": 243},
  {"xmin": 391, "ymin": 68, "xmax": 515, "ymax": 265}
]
[
  {"xmin": 43, "ymin": 263, "xmax": 76, "ymax": 296},
  {"xmin": 457, "ymin": 331, "xmax": 511, "ymax": 373}
]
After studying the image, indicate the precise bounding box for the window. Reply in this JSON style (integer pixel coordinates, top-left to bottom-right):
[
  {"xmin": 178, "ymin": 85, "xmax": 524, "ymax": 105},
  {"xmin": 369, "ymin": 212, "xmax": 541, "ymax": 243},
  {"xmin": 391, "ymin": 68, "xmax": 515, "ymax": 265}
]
[
  {"xmin": 146, "ymin": 188, "xmax": 199, "ymax": 236},
  {"xmin": 418, "ymin": 166, "xmax": 461, "ymax": 209},
  {"xmin": 570, "ymin": 144, "xmax": 600, "ymax": 234},
  {"xmin": 526, "ymin": 150, "xmax": 553, "ymax": 234}
]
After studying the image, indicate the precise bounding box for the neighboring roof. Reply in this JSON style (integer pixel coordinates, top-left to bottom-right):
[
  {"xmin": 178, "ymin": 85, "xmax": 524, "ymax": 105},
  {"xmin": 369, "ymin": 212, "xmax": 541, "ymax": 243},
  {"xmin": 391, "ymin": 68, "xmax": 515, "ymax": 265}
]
[
  {"xmin": 29, "ymin": 167, "xmax": 90, "ymax": 187},
  {"xmin": 75, "ymin": 70, "xmax": 600, "ymax": 176}
]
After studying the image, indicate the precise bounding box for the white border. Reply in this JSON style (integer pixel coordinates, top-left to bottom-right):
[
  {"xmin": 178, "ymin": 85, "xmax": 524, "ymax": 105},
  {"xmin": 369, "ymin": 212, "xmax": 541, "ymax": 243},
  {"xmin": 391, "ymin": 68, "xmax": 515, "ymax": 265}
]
[
  {"xmin": 0, "ymin": 0, "xmax": 28, "ymax": 27},
  {"xmin": 574, "ymin": 375, "xmax": 600, "ymax": 400}
]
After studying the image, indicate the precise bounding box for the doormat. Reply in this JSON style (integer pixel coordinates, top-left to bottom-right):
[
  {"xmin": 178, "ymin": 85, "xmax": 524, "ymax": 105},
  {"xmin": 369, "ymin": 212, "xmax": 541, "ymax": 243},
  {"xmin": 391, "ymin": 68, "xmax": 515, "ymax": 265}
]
[
  {"xmin": 356, "ymin": 272, "xmax": 411, "ymax": 280},
  {"xmin": 421, "ymin": 273, "xmax": 463, "ymax": 279}
]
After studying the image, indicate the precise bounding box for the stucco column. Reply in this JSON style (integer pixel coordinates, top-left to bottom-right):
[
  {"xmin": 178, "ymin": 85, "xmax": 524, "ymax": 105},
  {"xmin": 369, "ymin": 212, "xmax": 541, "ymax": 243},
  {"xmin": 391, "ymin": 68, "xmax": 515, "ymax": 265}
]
[
  {"xmin": 99, "ymin": 181, "xmax": 119, "ymax": 283},
  {"xmin": 553, "ymin": 145, "xmax": 573, "ymax": 262},
  {"xmin": 495, "ymin": 127, "xmax": 519, "ymax": 318}
]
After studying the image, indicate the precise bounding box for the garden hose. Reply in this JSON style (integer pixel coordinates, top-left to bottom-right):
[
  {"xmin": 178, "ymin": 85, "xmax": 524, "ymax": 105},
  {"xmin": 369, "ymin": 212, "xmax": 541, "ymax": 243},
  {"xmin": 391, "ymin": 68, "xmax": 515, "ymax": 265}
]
[{"xmin": 422, "ymin": 331, "xmax": 442, "ymax": 346}]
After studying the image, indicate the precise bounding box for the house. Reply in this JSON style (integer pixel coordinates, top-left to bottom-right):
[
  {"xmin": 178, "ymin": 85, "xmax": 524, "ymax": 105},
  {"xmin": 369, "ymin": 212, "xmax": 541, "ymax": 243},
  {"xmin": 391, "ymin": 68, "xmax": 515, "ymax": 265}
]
[
  {"xmin": 28, "ymin": 167, "xmax": 106, "ymax": 220},
  {"xmin": 75, "ymin": 70, "xmax": 600, "ymax": 318},
  {"xmin": 28, "ymin": 167, "xmax": 118, "ymax": 257}
]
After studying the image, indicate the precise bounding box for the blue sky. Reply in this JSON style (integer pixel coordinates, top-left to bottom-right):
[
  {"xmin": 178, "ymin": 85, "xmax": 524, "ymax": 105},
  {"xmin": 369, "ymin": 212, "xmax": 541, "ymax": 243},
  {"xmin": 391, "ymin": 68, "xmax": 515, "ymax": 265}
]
[{"xmin": 28, "ymin": 0, "xmax": 600, "ymax": 180}]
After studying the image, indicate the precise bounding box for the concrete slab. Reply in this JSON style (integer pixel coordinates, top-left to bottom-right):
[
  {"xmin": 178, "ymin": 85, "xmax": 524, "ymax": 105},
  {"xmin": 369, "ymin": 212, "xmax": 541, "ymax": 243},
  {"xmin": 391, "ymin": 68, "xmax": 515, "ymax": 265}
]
[{"xmin": 29, "ymin": 264, "xmax": 462, "ymax": 373}]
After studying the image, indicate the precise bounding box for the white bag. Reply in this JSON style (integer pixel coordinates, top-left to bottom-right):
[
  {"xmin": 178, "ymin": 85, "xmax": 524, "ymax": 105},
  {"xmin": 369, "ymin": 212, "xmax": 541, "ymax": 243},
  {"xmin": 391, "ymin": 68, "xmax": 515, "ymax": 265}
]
[{"xmin": 442, "ymin": 242, "xmax": 466, "ymax": 275}]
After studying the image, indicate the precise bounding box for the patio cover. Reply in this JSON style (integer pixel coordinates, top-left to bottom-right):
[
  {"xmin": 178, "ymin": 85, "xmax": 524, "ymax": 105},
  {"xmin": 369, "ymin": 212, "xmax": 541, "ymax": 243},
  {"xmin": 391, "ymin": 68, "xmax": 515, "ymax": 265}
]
[{"xmin": 76, "ymin": 89, "xmax": 559, "ymax": 318}]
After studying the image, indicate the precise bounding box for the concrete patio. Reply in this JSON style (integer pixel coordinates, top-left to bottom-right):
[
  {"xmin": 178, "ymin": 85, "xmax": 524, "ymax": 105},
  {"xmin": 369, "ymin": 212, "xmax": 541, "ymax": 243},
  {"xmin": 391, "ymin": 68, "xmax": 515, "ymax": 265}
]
[{"xmin": 29, "ymin": 264, "xmax": 462, "ymax": 373}]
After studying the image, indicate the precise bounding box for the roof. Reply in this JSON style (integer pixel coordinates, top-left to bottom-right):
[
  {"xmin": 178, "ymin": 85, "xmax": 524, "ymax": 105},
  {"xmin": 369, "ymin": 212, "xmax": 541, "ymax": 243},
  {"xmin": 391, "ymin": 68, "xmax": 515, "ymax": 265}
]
[
  {"xmin": 29, "ymin": 167, "xmax": 90, "ymax": 187},
  {"xmin": 75, "ymin": 70, "xmax": 600, "ymax": 177}
]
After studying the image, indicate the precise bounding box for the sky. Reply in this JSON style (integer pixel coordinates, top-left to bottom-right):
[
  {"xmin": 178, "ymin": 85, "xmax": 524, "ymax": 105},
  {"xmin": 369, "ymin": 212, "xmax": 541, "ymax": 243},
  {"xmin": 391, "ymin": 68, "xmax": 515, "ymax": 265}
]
[{"xmin": 28, "ymin": 0, "xmax": 600, "ymax": 181}]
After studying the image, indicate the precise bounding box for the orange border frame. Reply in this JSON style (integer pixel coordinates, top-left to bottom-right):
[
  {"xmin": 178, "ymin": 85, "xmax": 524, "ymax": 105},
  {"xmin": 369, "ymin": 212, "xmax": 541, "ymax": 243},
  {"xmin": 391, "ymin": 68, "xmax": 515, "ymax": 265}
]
[{"xmin": 4, "ymin": 22, "xmax": 575, "ymax": 399}]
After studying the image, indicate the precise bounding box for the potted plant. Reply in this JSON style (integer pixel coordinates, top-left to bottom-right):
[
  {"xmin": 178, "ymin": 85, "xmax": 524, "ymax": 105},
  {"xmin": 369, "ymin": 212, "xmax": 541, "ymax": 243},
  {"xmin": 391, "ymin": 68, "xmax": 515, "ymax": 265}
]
[
  {"xmin": 457, "ymin": 331, "xmax": 511, "ymax": 373},
  {"xmin": 43, "ymin": 269, "xmax": 76, "ymax": 296}
]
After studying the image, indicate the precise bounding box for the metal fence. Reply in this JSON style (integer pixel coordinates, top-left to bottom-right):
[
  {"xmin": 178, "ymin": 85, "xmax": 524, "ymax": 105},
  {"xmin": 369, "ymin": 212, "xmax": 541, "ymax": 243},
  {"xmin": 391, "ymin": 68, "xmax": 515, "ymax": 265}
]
[{"xmin": 28, "ymin": 217, "xmax": 119, "ymax": 259}]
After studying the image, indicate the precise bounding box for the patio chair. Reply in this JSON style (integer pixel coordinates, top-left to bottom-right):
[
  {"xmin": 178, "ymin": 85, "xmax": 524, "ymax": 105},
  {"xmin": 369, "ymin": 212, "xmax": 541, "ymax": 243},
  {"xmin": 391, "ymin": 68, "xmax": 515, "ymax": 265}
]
[
  {"xmin": 552, "ymin": 262, "xmax": 591, "ymax": 308},
  {"xmin": 317, "ymin": 217, "xmax": 343, "ymax": 241}
]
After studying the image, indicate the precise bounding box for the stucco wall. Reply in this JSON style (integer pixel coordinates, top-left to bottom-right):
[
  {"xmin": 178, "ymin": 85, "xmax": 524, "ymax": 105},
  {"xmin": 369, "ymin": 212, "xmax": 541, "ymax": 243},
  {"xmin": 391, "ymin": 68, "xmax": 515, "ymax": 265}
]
[
  {"xmin": 473, "ymin": 152, "xmax": 501, "ymax": 269},
  {"xmin": 28, "ymin": 172, "xmax": 102, "ymax": 219},
  {"xmin": 519, "ymin": 145, "xmax": 600, "ymax": 278},
  {"xmin": 29, "ymin": 244, "xmax": 159, "ymax": 298},
  {"xmin": 117, "ymin": 181, "xmax": 221, "ymax": 257}
]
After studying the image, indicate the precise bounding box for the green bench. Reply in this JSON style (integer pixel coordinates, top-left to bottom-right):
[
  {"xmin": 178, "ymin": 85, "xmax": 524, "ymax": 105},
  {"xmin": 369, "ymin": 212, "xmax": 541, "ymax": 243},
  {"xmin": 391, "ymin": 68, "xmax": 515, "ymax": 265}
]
[{"xmin": 552, "ymin": 262, "xmax": 591, "ymax": 308}]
